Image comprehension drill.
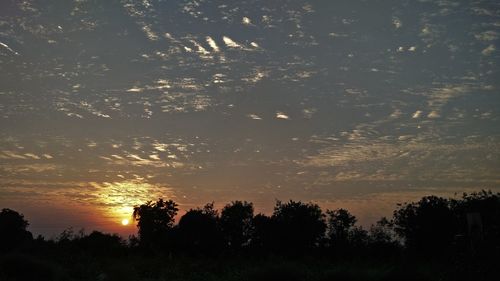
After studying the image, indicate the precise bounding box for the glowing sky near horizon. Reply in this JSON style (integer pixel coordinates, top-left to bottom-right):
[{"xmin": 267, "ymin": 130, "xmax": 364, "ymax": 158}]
[{"xmin": 1, "ymin": 0, "xmax": 499, "ymax": 236}]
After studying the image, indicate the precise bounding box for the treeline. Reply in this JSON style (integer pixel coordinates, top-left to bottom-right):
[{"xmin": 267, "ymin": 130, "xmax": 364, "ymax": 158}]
[
  {"xmin": 129, "ymin": 200, "xmax": 392, "ymax": 256},
  {"xmin": 128, "ymin": 190, "xmax": 500, "ymax": 257},
  {"xmin": 2, "ymin": 190, "xmax": 499, "ymax": 257},
  {"xmin": 1, "ymin": 190, "xmax": 500, "ymax": 281}
]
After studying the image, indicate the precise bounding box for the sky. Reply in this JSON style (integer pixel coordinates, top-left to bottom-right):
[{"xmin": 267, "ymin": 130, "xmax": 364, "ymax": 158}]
[{"xmin": 1, "ymin": 0, "xmax": 499, "ymax": 237}]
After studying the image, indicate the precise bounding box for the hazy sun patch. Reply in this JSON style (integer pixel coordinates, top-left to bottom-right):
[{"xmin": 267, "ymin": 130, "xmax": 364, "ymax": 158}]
[{"xmin": 89, "ymin": 180, "xmax": 174, "ymax": 225}]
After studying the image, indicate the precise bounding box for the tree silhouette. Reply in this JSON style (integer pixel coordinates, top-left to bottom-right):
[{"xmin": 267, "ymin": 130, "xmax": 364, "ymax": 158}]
[
  {"xmin": 326, "ymin": 208, "xmax": 357, "ymax": 249},
  {"xmin": 220, "ymin": 201, "xmax": 254, "ymax": 249},
  {"xmin": 271, "ymin": 200, "xmax": 326, "ymax": 252},
  {"xmin": 366, "ymin": 217, "xmax": 401, "ymax": 256},
  {"xmin": 132, "ymin": 198, "xmax": 178, "ymax": 250},
  {"xmin": 0, "ymin": 208, "xmax": 33, "ymax": 251},
  {"xmin": 369, "ymin": 217, "xmax": 397, "ymax": 245},
  {"xmin": 176, "ymin": 202, "xmax": 223, "ymax": 254},
  {"xmin": 392, "ymin": 196, "xmax": 457, "ymax": 254},
  {"xmin": 347, "ymin": 226, "xmax": 369, "ymax": 249},
  {"xmin": 2, "ymin": 192, "xmax": 499, "ymax": 280},
  {"xmin": 78, "ymin": 231, "xmax": 125, "ymax": 255},
  {"xmin": 249, "ymin": 213, "xmax": 274, "ymax": 250},
  {"xmin": 452, "ymin": 190, "xmax": 500, "ymax": 255}
]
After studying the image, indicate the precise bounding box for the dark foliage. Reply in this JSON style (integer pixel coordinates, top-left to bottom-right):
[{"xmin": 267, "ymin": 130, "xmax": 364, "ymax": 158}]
[
  {"xmin": 367, "ymin": 217, "xmax": 400, "ymax": 256},
  {"xmin": 132, "ymin": 198, "xmax": 178, "ymax": 250},
  {"xmin": 176, "ymin": 203, "xmax": 224, "ymax": 254},
  {"xmin": 0, "ymin": 254, "xmax": 62, "ymax": 281},
  {"xmin": 0, "ymin": 208, "xmax": 33, "ymax": 252},
  {"xmin": 452, "ymin": 191, "xmax": 500, "ymax": 256},
  {"xmin": 392, "ymin": 196, "xmax": 457, "ymax": 254},
  {"xmin": 76, "ymin": 231, "xmax": 125, "ymax": 256},
  {"xmin": 220, "ymin": 201, "xmax": 254, "ymax": 249},
  {"xmin": 1, "ymin": 190, "xmax": 500, "ymax": 280},
  {"xmin": 326, "ymin": 208, "xmax": 357, "ymax": 249},
  {"xmin": 249, "ymin": 213, "xmax": 274, "ymax": 250},
  {"xmin": 270, "ymin": 200, "xmax": 326, "ymax": 253}
]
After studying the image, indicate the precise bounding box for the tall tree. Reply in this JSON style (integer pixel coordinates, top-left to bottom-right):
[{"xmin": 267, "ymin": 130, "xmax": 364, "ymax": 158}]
[
  {"xmin": 271, "ymin": 200, "xmax": 326, "ymax": 252},
  {"xmin": 326, "ymin": 208, "xmax": 357, "ymax": 247},
  {"xmin": 177, "ymin": 203, "xmax": 223, "ymax": 254},
  {"xmin": 369, "ymin": 217, "xmax": 398, "ymax": 245},
  {"xmin": 250, "ymin": 213, "xmax": 274, "ymax": 250},
  {"xmin": 220, "ymin": 201, "xmax": 254, "ymax": 249},
  {"xmin": 0, "ymin": 208, "xmax": 33, "ymax": 251},
  {"xmin": 132, "ymin": 199, "xmax": 178, "ymax": 250},
  {"xmin": 452, "ymin": 190, "xmax": 500, "ymax": 254},
  {"xmin": 392, "ymin": 196, "xmax": 457, "ymax": 253}
]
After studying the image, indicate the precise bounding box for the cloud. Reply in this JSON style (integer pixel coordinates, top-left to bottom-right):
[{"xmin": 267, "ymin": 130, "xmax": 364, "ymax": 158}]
[
  {"xmin": 482, "ymin": 44, "xmax": 496, "ymax": 56},
  {"xmin": 427, "ymin": 111, "xmax": 440, "ymax": 119},
  {"xmin": 206, "ymin": 36, "xmax": 220, "ymax": 52},
  {"xmin": 86, "ymin": 180, "xmax": 175, "ymax": 221},
  {"xmin": 152, "ymin": 142, "xmax": 168, "ymax": 152},
  {"xmin": 223, "ymin": 36, "xmax": 243, "ymax": 48},
  {"xmin": 390, "ymin": 109, "xmax": 403, "ymax": 118},
  {"xmin": 248, "ymin": 114, "xmax": 263, "ymax": 120},
  {"xmin": 1, "ymin": 164, "xmax": 58, "ymax": 173},
  {"xmin": 392, "ymin": 18, "xmax": 402, "ymax": 29},
  {"xmin": 149, "ymin": 154, "xmax": 161, "ymax": 160},
  {"xmin": 242, "ymin": 17, "xmax": 252, "ymax": 25},
  {"xmin": 276, "ymin": 112, "xmax": 290, "ymax": 120},
  {"xmin": 189, "ymin": 40, "xmax": 210, "ymax": 56},
  {"xmin": 475, "ymin": 31, "xmax": 499, "ymax": 42},
  {"xmin": 141, "ymin": 25, "xmax": 159, "ymax": 41},
  {"xmin": 425, "ymin": 85, "xmax": 469, "ymax": 112},
  {"xmin": 24, "ymin": 153, "xmax": 41, "ymax": 160},
  {"xmin": 302, "ymin": 108, "xmax": 317, "ymax": 119},
  {"xmin": 412, "ymin": 110, "xmax": 423, "ymax": 119},
  {"xmin": 0, "ymin": 42, "xmax": 20, "ymax": 55},
  {"xmin": 1, "ymin": 151, "xmax": 27, "ymax": 159},
  {"xmin": 299, "ymin": 134, "xmax": 500, "ymax": 184}
]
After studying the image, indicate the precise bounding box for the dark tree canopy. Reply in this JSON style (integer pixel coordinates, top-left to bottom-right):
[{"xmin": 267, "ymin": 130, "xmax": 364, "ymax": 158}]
[
  {"xmin": 177, "ymin": 203, "xmax": 223, "ymax": 253},
  {"xmin": 271, "ymin": 200, "xmax": 326, "ymax": 252},
  {"xmin": 220, "ymin": 201, "xmax": 254, "ymax": 249},
  {"xmin": 326, "ymin": 208, "xmax": 357, "ymax": 247},
  {"xmin": 369, "ymin": 217, "xmax": 397, "ymax": 245},
  {"xmin": 250, "ymin": 213, "xmax": 274, "ymax": 249},
  {"xmin": 3, "ymin": 190, "xmax": 499, "ymax": 263},
  {"xmin": 0, "ymin": 208, "xmax": 33, "ymax": 251},
  {"xmin": 452, "ymin": 190, "xmax": 500, "ymax": 253},
  {"xmin": 392, "ymin": 196, "xmax": 457, "ymax": 253},
  {"xmin": 132, "ymin": 198, "xmax": 178, "ymax": 250},
  {"xmin": 78, "ymin": 231, "xmax": 125, "ymax": 255},
  {"xmin": 2, "ymin": 191, "xmax": 500, "ymax": 281}
]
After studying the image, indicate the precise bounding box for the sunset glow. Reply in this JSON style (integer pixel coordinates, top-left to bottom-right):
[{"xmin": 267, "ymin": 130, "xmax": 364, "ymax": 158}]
[{"xmin": 0, "ymin": 0, "xmax": 499, "ymax": 238}]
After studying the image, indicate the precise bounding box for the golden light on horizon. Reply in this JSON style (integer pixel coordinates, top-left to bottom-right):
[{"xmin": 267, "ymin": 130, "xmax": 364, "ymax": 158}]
[{"xmin": 90, "ymin": 180, "xmax": 174, "ymax": 229}]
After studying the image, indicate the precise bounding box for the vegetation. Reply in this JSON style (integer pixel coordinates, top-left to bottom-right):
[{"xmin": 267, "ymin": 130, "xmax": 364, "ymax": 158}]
[
  {"xmin": 1, "ymin": 190, "xmax": 499, "ymax": 281},
  {"xmin": 132, "ymin": 199, "xmax": 178, "ymax": 251}
]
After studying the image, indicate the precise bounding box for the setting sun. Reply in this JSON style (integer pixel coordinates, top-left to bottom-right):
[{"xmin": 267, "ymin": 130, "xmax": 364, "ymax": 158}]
[{"xmin": 121, "ymin": 219, "xmax": 129, "ymax": 226}]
